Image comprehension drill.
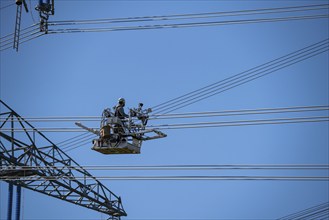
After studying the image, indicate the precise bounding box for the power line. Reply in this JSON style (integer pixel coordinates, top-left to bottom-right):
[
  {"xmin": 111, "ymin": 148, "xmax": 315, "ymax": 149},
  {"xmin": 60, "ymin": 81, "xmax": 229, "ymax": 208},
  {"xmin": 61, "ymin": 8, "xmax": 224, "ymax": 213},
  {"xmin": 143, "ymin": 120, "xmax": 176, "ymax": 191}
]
[
  {"xmin": 47, "ymin": 4, "xmax": 329, "ymax": 25},
  {"xmin": 0, "ymin": 31, "xmax": 44, "ymax": 52},
  {"xmin": 152, "ymin": 44, "xmax": 329, "ymax": 114},
  {"xmin": 59, "ymin": 133, "xmax": 94, "ymax": 148},
  {"xmin": 2, "ymin": 176, "xmax": 328, "ymax": 181},
  {"xmin": 63, "ymin": 141, "xmax": 92, "ymax": 153},
  {"xmin": 149, "ymin": 116, "xmax": 329, "ymax": 130},
  {"xmin": 150, "ymin": 105, "xmax": 329, "ymax": 119},
  {"xmin": 61, "ymin": 135, "xmax": 95, "ymax": 152},
  {"xmin": 278, "ymin": 202, "xmax": 329, "ymax": 220},
  {"xmin": 0, "ymin": 24, "xmax": 41, "ymax": 51},
  {"xmin": 151, "ymin": 39, "xmax": 329, "ymax": 114},
  {"xmin": 4, "ymin": 164, "xmax": 329, "ymax": 171},
  {"xmin": 0, "ymin": 2, "xmax": 15, "ymax": 10},
  {"xmin": 0, "ymin": 24, "xmax": 38, "ymax": 40},
  {"xmin": 1, "ymin": 116, "xmax": 328, "ymax": 132},
  {"xmin": 47, "ymin": 14, "xmax": 328, "ymax": 34},
  {"xmin": 55, "ymin": 132, "xmax": 91, "ymax": 145},
  {"xmin": 0, "ymin": 118, "xmax": 100, "ymax": 122},
  {"xmin": 152, "ymin": 40, "xmax": 328, "ymax": 112},
  {"xmin": 150, "ymin": 116, "xmax": 329, "ymax": 127},
  {"xmin": 0, "ymin": 21, "xmax": 42, "ymax": 51},
  {"xmin": 1, "ymin": 105, "xmax": 327, "ymax": 122},
  {"xmin": 6, "ymin": 105, "xmax": 323, "ymax": 152},
  {"xmin": 1, "ymin": 4, "xmax": 328, "ymax": 51}
]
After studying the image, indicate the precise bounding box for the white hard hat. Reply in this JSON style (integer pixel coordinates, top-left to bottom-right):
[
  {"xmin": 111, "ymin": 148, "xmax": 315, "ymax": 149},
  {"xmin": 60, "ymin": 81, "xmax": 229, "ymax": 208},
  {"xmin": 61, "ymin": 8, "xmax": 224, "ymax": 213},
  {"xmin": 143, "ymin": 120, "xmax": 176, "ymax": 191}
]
[{"xmin": 118, "ymin": 98, "xmax": 125, "ymax": 103}]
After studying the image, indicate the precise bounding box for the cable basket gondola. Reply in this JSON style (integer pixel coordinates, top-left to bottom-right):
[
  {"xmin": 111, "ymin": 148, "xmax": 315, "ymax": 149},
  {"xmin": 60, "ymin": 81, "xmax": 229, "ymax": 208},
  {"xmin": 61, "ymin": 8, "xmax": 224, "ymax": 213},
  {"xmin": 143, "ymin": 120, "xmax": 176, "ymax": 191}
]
[{"xmin": 75, "ymin": 103, "xmax": 166, "ymax": 155}]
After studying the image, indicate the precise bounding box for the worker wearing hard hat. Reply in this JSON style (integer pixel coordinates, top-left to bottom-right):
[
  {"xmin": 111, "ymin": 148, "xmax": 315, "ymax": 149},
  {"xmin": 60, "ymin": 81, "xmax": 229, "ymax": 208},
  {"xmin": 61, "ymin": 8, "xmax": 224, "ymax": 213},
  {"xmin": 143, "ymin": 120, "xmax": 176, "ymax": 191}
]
[{"xmin": 114, "ymin": 98, "xmax": 129, "ymax": 119}]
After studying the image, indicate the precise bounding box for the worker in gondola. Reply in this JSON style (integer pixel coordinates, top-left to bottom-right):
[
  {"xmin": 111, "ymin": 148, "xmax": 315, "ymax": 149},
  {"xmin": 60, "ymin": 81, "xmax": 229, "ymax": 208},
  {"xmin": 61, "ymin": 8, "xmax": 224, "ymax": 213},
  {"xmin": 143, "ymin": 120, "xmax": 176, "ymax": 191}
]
[
  {"xmin": 114, "ymin": 98, "xmax": 129, "ymax": 139},
  {"xmin": 114, "ymin": 98, "xmax": 129, "ymax": 119}
]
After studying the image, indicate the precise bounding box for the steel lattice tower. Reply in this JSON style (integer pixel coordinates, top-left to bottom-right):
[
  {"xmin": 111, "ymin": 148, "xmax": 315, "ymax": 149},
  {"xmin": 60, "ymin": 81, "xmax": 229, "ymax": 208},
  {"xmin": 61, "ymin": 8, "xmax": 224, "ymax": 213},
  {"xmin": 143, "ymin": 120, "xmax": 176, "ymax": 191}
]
[{"xmin": 0, "ymin": 100, "xmax": 127, "ymax": 219}]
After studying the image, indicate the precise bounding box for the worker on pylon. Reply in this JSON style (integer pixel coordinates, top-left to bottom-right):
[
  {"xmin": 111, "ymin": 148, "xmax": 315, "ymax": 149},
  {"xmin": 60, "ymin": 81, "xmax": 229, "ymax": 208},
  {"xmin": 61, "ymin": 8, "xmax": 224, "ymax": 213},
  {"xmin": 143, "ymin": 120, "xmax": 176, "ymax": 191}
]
[{"xmin": 114, "ymin": 98, "xmax": 128, "ymax": 119}]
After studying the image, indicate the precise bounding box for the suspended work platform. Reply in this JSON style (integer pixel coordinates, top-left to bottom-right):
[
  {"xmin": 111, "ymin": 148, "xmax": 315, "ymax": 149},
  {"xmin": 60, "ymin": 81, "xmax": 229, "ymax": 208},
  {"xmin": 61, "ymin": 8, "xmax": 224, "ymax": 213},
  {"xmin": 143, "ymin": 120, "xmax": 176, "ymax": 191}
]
[{"xmin": 75, "ymin": 103, "xmax": 167, "ymax": 155}]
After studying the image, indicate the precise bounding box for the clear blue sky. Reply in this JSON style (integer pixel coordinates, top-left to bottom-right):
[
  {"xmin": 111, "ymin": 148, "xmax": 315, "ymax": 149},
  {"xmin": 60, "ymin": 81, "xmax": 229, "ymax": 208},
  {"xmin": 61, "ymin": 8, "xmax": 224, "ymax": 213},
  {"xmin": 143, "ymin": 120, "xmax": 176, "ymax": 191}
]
[{"xmin": 1, "ymin": 0, "xmax": 328, "ymax": 219}]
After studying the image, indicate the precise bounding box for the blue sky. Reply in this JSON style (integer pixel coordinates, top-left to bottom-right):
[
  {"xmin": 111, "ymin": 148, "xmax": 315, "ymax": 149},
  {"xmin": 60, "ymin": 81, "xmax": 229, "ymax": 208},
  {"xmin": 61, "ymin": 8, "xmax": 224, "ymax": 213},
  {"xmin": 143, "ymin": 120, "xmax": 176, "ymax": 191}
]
[{"xmin": 1, "ymin": 0, "xmax": 328, "ymax": 219}]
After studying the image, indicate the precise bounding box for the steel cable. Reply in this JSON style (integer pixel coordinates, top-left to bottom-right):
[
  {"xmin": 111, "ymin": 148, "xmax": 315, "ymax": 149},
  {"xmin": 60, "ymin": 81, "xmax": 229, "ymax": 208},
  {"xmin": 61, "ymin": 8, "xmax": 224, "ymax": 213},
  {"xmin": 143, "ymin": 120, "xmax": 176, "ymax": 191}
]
[
  {"xmin": 1, "ymin": 176, "xmax": 328, "ymax": 181},
  {"xmin": 0, "ymin": 31, "xmax": 45, "ymax": 52},
  {"xmin": 148, "ymin": 116, "xmax": 329, "ymax": 130},
  {"xmin": 59, "ymin": 133, "xmax": 94, "ymax": 148},
  {"xmin": 158, "ymin": 47, "xmax": 329, "ymax": 115},
  {"xmin": 151, "ymin": 40, "xmax": 329, "ymax": 114},
  {"xmin": 278, "ymin": 202, "xmax": 329, "ymax": 220},
  {"xmin": 150, "ymin": 106, "xmax": 329, "ymax": 120},
  {"xmin": 0, "ymin": 3, "xmax": 15, "ymax": 10},
  {"xmin": 47, "ymin": 14, "xmax": 329, "ymax": 34},
  {"xmin": 151, "ymin": 39, "xmax": 329, "ymax": 112},
  {"xmin": 0, "ymin": 24, "xmax": 39, "ymax": 40},
  {"xmin": 1, "ymin": 116, "xmax": 328, "ymax": 132},
  {"xmin": 0, "ymin": 109, "xmax": 328, "ymax": 132},
  {"xmin": 55, "ymin": 132, "xmax": 91, "ymax": 146},
  {"xmin": 3, "ymin": 164, "xmax": 329, "ymax": 171},
  {"xmin": 47, "ymin": 4, "xmax": 329, "ymax": 26},
  {"xmin": 1, "ymin": 4, "xmax": 327, "ymax": 51},
  {"xmin": 61, "ymin": 135, "xmax": 95, "ymax": 152},
  {"xmin": 0, "ymin": 23, "xmax": 41, "ymax": 52},
  {"xmin": 0, "ymin": 29, "xmax": 42, "ymax": 49},
  {"xmin": 1, "ymin": 105, "xmax": 327, "ymax": 122},
  {"xmin": 2, "ymin": 106, "xmax": 325, "ymax": 152}
]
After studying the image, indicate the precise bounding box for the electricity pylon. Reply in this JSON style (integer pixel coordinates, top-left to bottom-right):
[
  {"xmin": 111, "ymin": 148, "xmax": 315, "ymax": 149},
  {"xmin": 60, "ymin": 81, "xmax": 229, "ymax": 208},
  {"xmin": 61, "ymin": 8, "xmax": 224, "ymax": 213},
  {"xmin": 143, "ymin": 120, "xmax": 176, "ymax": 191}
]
[{"xmin": 0, "ymin": 100, "xmax": 127, "ymax": 219}]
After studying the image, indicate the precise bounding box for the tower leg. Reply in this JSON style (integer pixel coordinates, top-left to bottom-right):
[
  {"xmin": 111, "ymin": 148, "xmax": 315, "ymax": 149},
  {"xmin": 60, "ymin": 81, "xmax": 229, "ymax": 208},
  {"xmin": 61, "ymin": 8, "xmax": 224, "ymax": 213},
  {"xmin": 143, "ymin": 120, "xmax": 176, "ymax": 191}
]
[
  {"xmin": 7, "ymin": 183, "xmax": 13, "ymax": 220},
  {"xmin": 15, "ymin": 186, "xmax": 21, "ymax": 220}
]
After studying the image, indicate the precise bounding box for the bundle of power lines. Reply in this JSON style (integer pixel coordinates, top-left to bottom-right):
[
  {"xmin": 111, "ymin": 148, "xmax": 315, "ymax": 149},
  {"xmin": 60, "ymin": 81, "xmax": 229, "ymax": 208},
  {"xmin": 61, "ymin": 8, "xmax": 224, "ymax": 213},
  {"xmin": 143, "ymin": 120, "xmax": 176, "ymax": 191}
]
[
  {"xmin": 1, "ymin": 4, "xmax": 328, "ymax": 51},
  {"xmin": 1, "ymin": 105, "xmax": 328, "ymax": 131},
  {"xmin": 150, "ymin": 38, "xmax": 329, "ymax": 114},
  {"xmin": 1, "ymin": 106, "xmax": 327, "ymax": 152},
  {"xmin": 278, "ymin": 202, "xmax": 329, "ymax": 220}
]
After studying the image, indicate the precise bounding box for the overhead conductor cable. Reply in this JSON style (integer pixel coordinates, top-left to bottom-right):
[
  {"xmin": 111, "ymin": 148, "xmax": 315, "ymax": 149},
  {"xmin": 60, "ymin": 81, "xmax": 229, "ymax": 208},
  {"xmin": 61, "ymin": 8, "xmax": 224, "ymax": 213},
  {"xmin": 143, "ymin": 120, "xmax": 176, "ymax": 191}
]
[{"xmin": 151, "ymin": 39, "xmax": 329, "ymax": 114}]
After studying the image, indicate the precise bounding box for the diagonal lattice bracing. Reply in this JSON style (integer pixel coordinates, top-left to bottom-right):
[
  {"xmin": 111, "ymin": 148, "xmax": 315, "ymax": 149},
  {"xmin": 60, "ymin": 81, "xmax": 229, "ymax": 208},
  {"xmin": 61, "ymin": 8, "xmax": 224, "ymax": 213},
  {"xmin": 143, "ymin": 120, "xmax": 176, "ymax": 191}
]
[{"xmin": 0, "ymin": 100, "xmax": 127, "ymax": 219}]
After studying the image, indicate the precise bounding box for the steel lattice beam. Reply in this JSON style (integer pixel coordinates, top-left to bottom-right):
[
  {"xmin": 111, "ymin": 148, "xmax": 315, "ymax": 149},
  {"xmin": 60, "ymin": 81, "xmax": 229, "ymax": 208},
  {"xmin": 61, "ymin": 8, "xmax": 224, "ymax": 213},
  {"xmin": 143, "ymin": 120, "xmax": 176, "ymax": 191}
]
[{"xmin": 0, "ymin": 100, "xmax": 127, "ymax": 218}]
